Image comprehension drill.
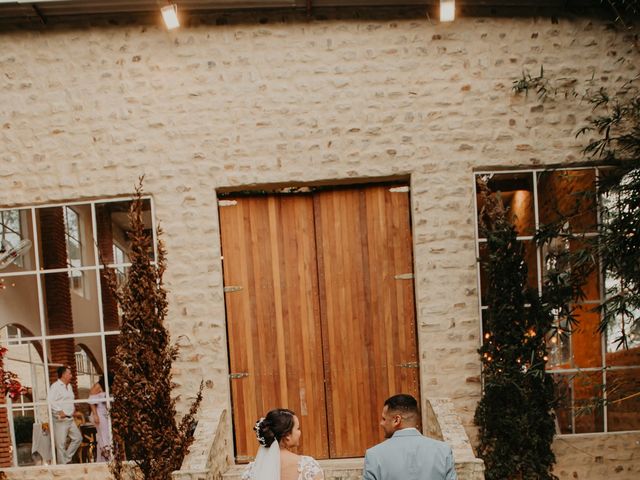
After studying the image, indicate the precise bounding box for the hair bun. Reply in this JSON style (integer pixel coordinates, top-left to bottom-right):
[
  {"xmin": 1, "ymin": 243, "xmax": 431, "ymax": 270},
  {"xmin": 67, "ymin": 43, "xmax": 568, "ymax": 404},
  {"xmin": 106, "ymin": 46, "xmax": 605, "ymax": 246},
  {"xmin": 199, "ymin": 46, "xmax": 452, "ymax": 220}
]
[{"xmin": 254, "ymin": 417, "xmax": 276, "ymax": 447}]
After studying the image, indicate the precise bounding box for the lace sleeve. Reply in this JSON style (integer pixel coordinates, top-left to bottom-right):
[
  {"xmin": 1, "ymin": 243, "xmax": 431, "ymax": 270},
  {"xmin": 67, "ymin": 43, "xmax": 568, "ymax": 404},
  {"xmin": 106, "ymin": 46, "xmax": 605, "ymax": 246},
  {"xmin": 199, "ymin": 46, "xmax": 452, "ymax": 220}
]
[
  {"xmin": 241, "ymin": 461, "xmax": 254, "ymax": 480},
  {"xmin": 300, "ymin": 456, "xmax": 324, "ymax": 480}
]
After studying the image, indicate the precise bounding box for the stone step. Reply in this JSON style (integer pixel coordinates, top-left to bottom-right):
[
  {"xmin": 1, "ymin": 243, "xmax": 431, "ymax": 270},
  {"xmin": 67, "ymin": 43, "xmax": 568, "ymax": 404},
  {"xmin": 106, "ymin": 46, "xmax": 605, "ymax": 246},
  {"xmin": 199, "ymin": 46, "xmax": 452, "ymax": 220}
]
[
  {"xmin": 222, "ymin": 458, "xmax": 363, "ymax": 480},
  {"xmin": 222, "ymin": 457, "xmax": 483, "ymax": 480}
]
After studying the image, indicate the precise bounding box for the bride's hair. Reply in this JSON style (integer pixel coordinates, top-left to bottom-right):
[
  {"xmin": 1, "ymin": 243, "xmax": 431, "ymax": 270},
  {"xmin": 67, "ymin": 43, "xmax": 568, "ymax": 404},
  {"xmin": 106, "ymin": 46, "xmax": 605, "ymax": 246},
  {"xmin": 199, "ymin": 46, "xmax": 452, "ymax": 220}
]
[{"xmin": 254, "ymin": 408, "xmax": 295, "ymax": 447}]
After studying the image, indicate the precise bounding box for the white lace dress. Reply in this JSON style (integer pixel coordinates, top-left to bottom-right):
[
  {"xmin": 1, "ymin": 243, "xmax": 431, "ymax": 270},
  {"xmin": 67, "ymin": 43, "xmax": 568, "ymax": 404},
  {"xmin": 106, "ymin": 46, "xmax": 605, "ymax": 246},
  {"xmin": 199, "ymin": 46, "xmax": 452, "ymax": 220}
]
[{"xmin": 241, "ymin": 455, "xmax": 324, "ymax": 480}]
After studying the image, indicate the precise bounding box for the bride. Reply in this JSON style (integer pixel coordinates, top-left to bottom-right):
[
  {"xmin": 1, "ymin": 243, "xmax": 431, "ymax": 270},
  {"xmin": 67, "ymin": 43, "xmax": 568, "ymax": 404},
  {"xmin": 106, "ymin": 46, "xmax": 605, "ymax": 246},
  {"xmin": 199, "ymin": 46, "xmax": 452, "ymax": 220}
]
[{"xmin": 242, "ymin": 408, "xmax": 324, "ymax": 480}]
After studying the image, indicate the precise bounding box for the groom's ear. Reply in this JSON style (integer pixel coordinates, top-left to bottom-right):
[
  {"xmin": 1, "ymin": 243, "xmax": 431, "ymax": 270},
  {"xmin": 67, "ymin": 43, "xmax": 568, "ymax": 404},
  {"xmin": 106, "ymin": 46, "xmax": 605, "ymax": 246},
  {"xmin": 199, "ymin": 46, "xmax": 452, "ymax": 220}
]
[{"xmin": 391, "ymin": 414, "xmax": 402, "ymax": 427}]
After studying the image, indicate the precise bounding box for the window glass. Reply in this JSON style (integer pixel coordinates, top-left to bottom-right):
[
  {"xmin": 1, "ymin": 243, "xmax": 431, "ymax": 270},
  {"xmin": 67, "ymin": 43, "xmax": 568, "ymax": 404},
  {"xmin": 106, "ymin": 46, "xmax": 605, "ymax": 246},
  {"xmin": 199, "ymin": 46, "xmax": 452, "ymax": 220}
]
[
  {"xmin": 478, "ymin": 240, "xmax": 538, "ymax": 306},
  {"xmin": 0, "ymin": 197, "xmax": 148, "ymax": 468},
  {"xmin": 546, "ymin": 315, "xmax": 571, "ymax": 370},
  {"xmin": 0, "ymin": 335, "xmax": 47, "ymax": 403},
  {"xmin": 553, "ymin": 372, "xmax": 605, "ymax": 434},
  {"xmin": 537, "ymin": 169, "xmax": 598, "ymax": 234},
  {"xmin": 1, "ymin": 407, "xmax": 51, "ymax": 466},
  {"xmin": 475, "ymin": 167, "xmax": 638, "ymax": 435},
  {"xmin": 0, "ymin": 209, "xmax": 35, "ymax": 271},
  {"xmin": 570, "ymin": 304, "xmax": 603, "ymax": 369},
  {"xmin": 37, "ymin": 204, "xmax": 96, "ymax": 270},
  {"xmin": 0, "ymin": 275, "xmax": 43, "ymax": 337},
  {"xmin": 42, "ymin": 271, "xmax": 100, "ymax": 336},
  {"xmin": 606, "ymin": 368, "xmax": 640, "ymax": 432},
  {"xmin": 476, "ymin": 172, "xmax": 536, "ymax": 237},
  {"xmin": 95, "ymin": 199, "xmax": 154, "ymax": 267}
]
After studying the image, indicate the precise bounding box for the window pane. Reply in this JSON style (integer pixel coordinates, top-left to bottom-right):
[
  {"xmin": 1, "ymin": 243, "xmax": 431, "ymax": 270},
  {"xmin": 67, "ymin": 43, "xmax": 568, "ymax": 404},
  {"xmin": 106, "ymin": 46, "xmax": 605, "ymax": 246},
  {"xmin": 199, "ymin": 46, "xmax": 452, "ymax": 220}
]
[
  {"xmin": 606, "ymin": 313, "xmax": 640, "ymax": 367},
  {"xmin": 0, "ymin": 406, "xmax": 51, "ymax": 467},
  {"xmin": 553, "ymin": 372, "xmax": 604, "ymax": 434},
  {"xmin": 570, "ymin": 238, "xmax": 600, "ymax": 302},
  {"xmin": 0, "ymin": 275, "xmax": 43, "ymax": 337},
  {"xmin": 73, "ymin": 339, "xmax": 104, "ymax": 400},
  {"xmin": 67, "ymin": 239, "xmax": 81, "ymax": 267},
  {"xmin": 0, "ymin": 208, "xmax": 35, "ymax": 271},
  {"xmin": 95, "ymin": 199, "xmax": 154, "ymax": 267},
  {"xmin": 0, "ymin": 337, "xmax": 47, "ymax": 403},
  {"xmin": 541, "ymin": 236, "xmax": 600, "ymax": 302},
  {"xmin": 476, "ymin": 172, "xmax": 535, "ymax": 237},
  {"xmin": 606, "ymin": 368, "xmax": 640, "ymax": 432},
  {"xmin": 49, "ymin": 401, "xmax": 104, "ymax": 464},
  {"xmin": 64, "ymin": 207, "xmax": 80, "ymax": 242},
  {"xmin": 604, "ymin": 272, "xmax": 640, "ymax": 366},
  {"xmin": 478, "ymin": 240, "xmax": 538, "ymax": 306},
  {"xmin": 42, "ymin": 271, "xmax": 100, "ymax": 336},
  {"xmin": 571, "ymin": 304, "xmax": 603, "ymax": 369},
  {"xmin": 45, "ymin": 336, "xmax": 116, "ymax": 399},
  {"xmin": 537, "ymin": 169, "xmax": 597, "ymax": 234},
  {"xmin": 98, "ymin": 267, "xmax": 128, "ymax": 333},
  {"xmin": 546, "ymin": 319, "xmax": 571, "ymax": 370},
  {"xmin": 38, "ymin": 205, "xmax": 96, "ymax": 269}
]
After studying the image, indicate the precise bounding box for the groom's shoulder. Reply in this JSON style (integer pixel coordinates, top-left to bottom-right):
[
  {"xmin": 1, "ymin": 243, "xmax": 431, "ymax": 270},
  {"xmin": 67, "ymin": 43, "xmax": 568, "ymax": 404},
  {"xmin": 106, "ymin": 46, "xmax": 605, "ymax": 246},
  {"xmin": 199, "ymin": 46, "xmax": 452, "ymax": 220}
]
[{"xmin": 367, "ymin": 432, "xmax": 451, "ymax": 456}]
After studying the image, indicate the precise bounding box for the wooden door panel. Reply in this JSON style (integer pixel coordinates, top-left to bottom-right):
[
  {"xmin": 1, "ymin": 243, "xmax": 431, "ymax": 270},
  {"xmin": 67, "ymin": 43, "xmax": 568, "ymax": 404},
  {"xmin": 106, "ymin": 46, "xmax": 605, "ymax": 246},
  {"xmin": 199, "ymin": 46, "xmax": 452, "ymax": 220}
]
[
  {"xmin": 219, "ymin": 195, "xmax": 328, "ymax": 461},
  {"xmin": 314, "ymin": 185, "xmax": 419, "ymax": 458}
]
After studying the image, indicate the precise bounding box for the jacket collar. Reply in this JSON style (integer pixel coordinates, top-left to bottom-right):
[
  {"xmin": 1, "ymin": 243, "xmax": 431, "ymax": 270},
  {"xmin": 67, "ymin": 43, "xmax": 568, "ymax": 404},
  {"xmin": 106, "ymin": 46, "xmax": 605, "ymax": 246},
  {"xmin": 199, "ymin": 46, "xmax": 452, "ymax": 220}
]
[{"xmin": 391, "ymin": 427, "xmax": 421, "ymax": 438}]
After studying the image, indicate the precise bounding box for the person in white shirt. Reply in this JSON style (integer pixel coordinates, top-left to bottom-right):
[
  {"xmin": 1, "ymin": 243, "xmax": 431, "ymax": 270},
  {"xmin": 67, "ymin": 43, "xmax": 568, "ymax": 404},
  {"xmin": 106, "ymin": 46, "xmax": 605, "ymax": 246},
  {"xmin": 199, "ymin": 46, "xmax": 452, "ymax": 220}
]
[{"xmin": 49, "ymin": 366, "xmax": 82, "ymax": 464}]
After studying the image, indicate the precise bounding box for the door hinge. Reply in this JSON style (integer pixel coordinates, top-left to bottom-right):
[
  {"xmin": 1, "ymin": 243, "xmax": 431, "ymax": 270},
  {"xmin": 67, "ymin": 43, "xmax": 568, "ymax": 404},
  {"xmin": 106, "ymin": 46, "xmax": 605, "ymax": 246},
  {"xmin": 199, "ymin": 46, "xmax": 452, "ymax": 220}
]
[
  {"xmin": 396, "ymin": 362, "xmax": 419, "ymax": 368},
  {"xmin": 394, "ymin": 273, "xmax": 414, "ymax": 280},
  {"xmin": 229, "ymin": 372, "xmax": 250, "ymax": 379},
  {"xmin": 223, "ymin": 285, "xmax": 243, "ymax": 293},
  {"xmin": 389, "ymin": 186, "xmax": 410, "ymax": 193},
  {"xmin": 219, "ymin": 199, "xmax": 238, "ymax": 207}
]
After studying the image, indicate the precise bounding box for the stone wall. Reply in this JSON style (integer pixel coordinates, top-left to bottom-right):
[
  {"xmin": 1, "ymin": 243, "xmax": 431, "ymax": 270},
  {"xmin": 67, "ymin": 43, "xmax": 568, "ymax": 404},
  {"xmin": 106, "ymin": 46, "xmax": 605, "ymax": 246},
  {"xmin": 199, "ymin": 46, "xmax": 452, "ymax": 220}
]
[
  {"xmin": 553, "ymin": 432, "xmax": 640, "ymax": 479},
  {"xmin": 172, "ymin": 409, "xmax": 231, "ymax": 480},
  {"xmin": 1, "ymin": 9, "xmax": 639, "ymax": 479},
  {"xmin": 0, "ymin": 463, "xmax": 114, "ymax": 480}
]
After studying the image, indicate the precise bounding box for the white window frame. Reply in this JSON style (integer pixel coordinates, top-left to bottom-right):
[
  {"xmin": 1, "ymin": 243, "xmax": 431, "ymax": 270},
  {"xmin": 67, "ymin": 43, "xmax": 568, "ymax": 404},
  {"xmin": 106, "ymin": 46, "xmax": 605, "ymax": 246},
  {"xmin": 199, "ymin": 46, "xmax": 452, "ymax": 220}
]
[
  {"xmin": 473, "ymin": 166, "xmax": 640, "ymax": 436},
  {"xmin": 0, "ymin": 196, "xmax": 156, "ymax": 467}
]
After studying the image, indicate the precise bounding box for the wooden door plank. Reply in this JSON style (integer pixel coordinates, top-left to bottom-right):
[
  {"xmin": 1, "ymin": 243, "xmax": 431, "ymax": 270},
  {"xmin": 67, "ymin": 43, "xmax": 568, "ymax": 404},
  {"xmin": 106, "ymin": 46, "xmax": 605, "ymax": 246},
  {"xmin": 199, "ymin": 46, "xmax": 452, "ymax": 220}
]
[
  {"xmin": 220, "ymin": 195, "xmax": 328, "ymax": 461},
  {"xmin": 315, "ymin": 184, "xmax": 420, "ymax": 458}
]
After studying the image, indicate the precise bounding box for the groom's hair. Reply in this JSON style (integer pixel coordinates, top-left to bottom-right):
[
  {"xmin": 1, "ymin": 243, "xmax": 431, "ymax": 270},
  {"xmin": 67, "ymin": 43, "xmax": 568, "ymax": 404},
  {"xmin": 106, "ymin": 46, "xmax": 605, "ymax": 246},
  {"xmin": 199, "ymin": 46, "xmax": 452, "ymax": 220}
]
[{"xmin": 384, "ymin": 394, "xmax": 419, "ymax": 419}]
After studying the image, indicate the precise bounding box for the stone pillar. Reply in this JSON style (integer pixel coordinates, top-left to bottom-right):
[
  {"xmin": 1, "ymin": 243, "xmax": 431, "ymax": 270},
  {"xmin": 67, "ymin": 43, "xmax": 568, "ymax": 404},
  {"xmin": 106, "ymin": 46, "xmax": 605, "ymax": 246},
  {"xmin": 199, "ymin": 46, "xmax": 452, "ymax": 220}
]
[{"xmin": 39, "ymin": 207, "xmax": 78, "ymax": 397}]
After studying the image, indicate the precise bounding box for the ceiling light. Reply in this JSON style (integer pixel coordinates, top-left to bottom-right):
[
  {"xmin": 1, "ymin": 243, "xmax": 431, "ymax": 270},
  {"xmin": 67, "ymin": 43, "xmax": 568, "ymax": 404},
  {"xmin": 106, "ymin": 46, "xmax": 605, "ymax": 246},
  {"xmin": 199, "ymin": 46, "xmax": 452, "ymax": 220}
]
[
  {"xmin": 161, "ymin": 4, "xmax": 179, "ymax": 30},
  {"xmin": 440, "ymin": 0, "xmax": 455, "ymax": 22}
]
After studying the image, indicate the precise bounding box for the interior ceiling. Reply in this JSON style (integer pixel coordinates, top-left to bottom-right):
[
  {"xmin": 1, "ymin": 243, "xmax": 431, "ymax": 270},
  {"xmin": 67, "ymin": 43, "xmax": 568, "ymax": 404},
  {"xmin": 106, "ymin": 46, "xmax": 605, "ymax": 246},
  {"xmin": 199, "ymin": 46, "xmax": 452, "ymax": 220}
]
[{"xmin": 0, "ymin": 0, "xmax": 582, "ymax": 23}]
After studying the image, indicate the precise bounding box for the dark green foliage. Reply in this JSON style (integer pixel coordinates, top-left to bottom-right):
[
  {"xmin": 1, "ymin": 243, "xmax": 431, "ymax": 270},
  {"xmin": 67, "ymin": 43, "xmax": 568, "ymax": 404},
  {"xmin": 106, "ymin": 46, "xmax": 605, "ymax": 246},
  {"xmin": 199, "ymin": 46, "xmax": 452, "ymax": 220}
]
[
  {"xmin": 513, "ymin": 65, "xmax": 640, "ymax": 349},
  {"xmin": 475, "ymin": 183, "xmax": 558, "ymax": 480},
  {"xmin": 579, "ymin": 81, "xmax": 640, "ymax": 349},
  {"xmin": 108, "ymin": 179, "xmax": 203, "ymax": 480},
  {"xmin": 602, "ymin": 0, "xmax": 640, "ymax": 25}
]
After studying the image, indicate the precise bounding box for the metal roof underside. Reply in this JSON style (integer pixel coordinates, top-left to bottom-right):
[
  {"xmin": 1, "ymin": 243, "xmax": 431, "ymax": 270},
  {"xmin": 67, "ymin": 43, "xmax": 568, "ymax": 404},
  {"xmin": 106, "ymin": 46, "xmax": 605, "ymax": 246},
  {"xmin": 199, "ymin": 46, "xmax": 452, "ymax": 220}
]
[{"xmin": 0, "ymin": 0, "xmax": 595, "ymax": 24}]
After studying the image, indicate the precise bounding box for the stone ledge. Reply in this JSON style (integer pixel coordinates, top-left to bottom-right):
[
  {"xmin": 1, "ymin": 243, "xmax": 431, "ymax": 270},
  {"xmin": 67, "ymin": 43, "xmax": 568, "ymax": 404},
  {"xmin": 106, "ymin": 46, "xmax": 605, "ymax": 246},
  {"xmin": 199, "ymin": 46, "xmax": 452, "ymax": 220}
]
[{"xmin": 173, "ymin": 408, "xmax": 231, "ymax": 480}]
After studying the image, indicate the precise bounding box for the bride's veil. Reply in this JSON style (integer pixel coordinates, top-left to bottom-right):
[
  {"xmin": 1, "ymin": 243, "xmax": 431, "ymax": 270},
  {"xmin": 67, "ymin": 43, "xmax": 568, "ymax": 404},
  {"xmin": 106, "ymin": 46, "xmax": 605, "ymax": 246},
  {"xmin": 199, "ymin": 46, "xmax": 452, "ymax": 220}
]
[{"xmin": 251, "ymin": 440, "xmax": 280, "ymax": 479}]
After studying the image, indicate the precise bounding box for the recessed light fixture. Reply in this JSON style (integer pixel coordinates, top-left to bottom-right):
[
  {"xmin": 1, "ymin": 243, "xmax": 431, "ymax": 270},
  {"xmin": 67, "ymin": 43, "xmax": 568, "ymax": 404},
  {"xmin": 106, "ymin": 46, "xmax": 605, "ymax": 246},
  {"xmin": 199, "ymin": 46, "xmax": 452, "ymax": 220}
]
[
  {"xmin": 161, "ymin": 3, "xmax": 180, "ymax": 30},
  {"xmin": 440, "ymin": 0, "xmax": 455, "ymax": 22}
]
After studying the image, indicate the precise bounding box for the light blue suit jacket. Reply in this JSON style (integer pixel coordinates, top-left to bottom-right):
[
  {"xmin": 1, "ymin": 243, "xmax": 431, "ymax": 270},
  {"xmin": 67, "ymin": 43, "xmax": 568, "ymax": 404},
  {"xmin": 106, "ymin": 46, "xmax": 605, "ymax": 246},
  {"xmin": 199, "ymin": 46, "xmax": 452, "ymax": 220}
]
[{"xmin": 363, "ymin": 428, "xmax": 457, "ymax": 480}]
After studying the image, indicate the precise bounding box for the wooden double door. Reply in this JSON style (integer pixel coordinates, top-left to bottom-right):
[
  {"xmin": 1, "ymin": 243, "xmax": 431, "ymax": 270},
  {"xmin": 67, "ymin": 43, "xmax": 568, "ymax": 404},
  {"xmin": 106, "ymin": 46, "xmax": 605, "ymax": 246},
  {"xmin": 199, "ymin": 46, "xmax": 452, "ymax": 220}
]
[{"xmin": 219, "ymin": 183, "xmax": 419, "ymax": 461}]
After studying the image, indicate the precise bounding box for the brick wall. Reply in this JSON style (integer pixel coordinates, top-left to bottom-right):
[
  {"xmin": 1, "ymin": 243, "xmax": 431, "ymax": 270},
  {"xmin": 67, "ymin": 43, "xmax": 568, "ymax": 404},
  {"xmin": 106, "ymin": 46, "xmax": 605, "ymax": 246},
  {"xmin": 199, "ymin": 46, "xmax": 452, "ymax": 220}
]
[
  {"xmin": 1, "ymin": 10, "xmax": 639, "ymax": 478},
  {"xmin": 0, "ymin": 397, "xmax": 10, "ymax": 468},
  {"xmin": 95, "ymin": 204, "xmax": 120, "ymax": 360},
  {"xmin": 38, "ymin": 207, "xmax": 78, "ymax": 397}
]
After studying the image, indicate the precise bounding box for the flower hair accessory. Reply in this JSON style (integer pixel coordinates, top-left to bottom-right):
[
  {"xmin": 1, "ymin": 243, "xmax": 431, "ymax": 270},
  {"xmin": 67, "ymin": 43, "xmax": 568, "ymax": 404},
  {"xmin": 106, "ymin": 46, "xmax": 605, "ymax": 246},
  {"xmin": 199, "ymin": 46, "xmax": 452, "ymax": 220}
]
[{"xmin": 254, "ymin": 417, "xmax": 267, "ymax": 446}]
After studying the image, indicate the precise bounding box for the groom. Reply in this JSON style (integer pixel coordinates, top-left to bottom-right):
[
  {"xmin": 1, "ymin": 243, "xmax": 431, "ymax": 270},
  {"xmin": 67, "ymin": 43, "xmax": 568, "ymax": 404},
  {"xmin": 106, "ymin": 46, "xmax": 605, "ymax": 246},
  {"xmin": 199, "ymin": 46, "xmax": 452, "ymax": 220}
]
[{"xmin": 363, "ymin": 394, "xmax": 457, "ymax": 480}]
